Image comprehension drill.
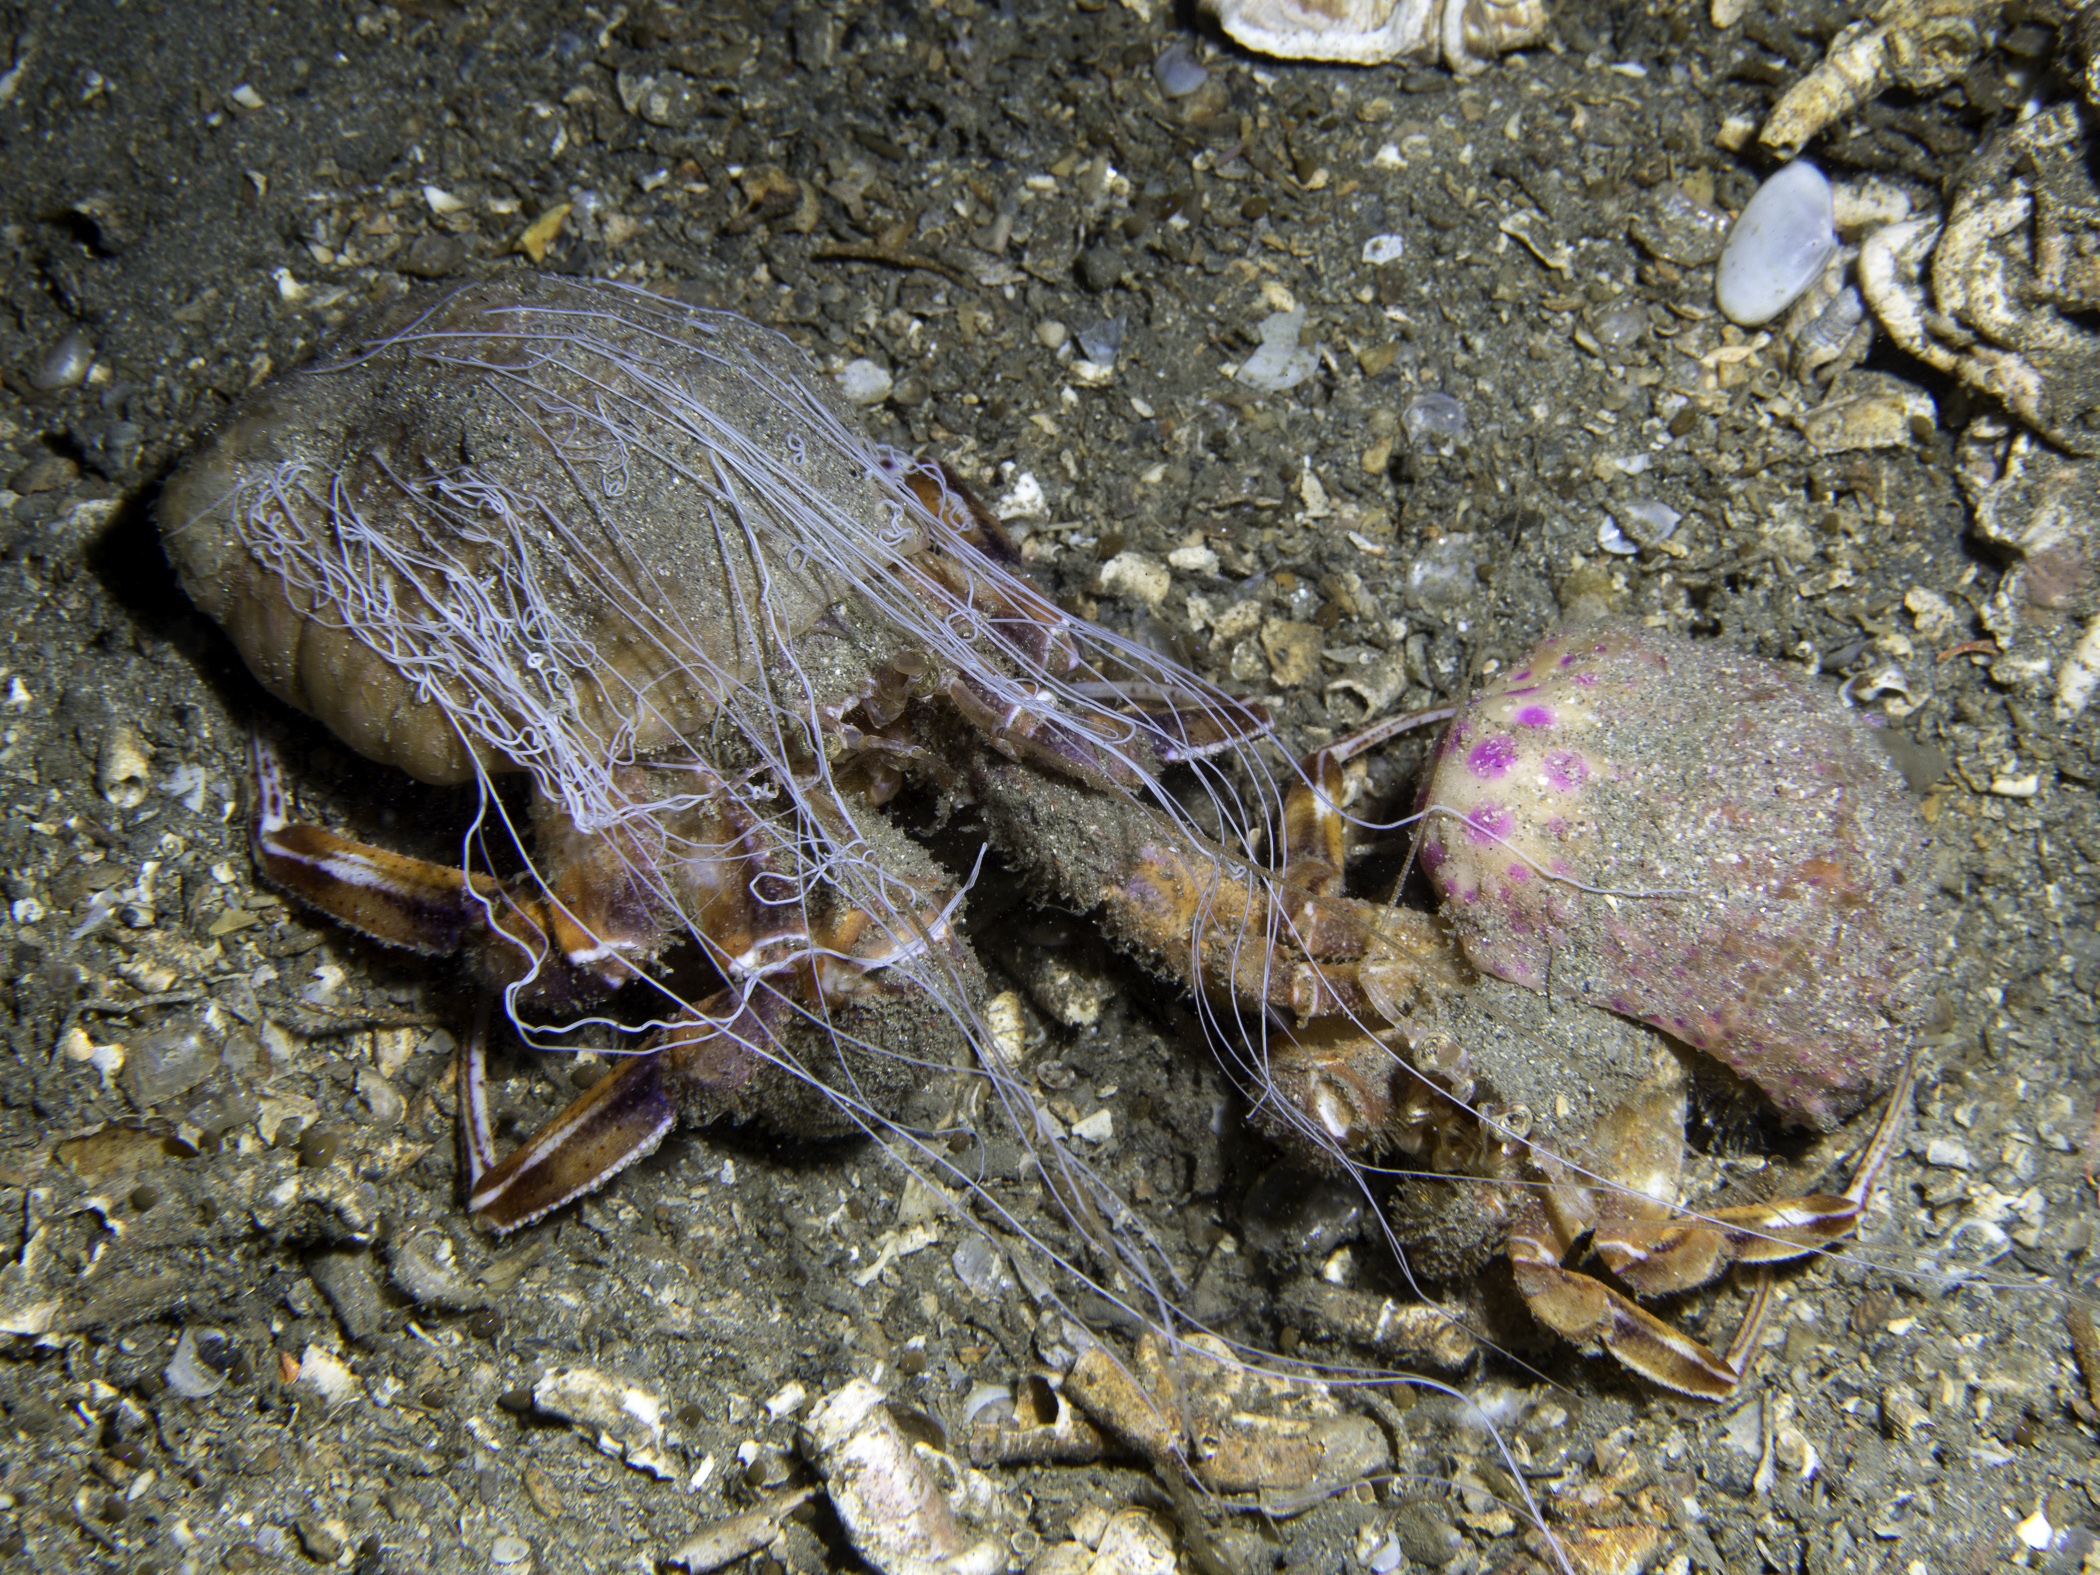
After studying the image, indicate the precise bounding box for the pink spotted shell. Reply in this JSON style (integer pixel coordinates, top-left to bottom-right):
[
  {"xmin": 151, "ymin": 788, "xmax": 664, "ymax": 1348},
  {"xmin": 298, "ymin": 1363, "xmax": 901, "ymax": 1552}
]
[{"xmin": 1418, "ymin": 621, "xmax": 1944, "ymax": 1129}]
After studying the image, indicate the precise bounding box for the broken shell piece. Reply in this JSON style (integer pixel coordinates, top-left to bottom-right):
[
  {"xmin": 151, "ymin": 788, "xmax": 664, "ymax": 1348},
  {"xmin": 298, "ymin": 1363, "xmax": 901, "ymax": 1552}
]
[
  {"xmin": 1798, "ymin": 371, "xmax": 1936, "ymax": 453},
  {"xmin": 1063, "ymin": 1330, "xmax": 1391, "ymax": 1497},
  {"xmin": 1203, "ymin": 0, "xmax": 1550, "ymax": 75},
  {"xmin": 1598, "ymin": 500, "xmax": 1681, "ymax": 555},
  {"xmin": 1087, "ymin": 1511, "xmax": 1180, "ymax": 1575},
  {"xmin": 1233, "ymin": 307, "xmax": 1318, "ymax": 393},
  {"xmin": 532, "ymin": 1366, "xmax": 682, "ymax": 1479},
  {"xmin": 1761, "ymin": 0, "xmax": 1997, "ymax": 160},
  {"xmin": 1276, "ymin": 1279, "xmax": 1481, "ymax": 1368},
  {"xmin": 965, "ymin": 1371, "xmax": 1113, "ymax": 1466},
  {"xmin": 1957, "ymin": 421, "xmax": 2100, "ymax": 716},
  {"xmin": 800, "ymin": 1378, "xmax": 1009, "ymax": 1575},
  {"xmin": 98, "ymin": 723, "xmax": 153, "ymax": 809},
  {"xmin": 289, "ymin": 1343, "xmax": 361, "ymax": 1408},
  {"xmin": 164, "ymin": 1326, "xmax": 234, "ymax": 1399},
  {"xmin": 1843, "ymin": 662, "xmax": 1927, "ymax": 718},
  {"xmin": 1831, "ymin": 176, "xmax": 1914, "ymax": 236},
  {"xmin": 1716, "ymin": 163, "xmax": 1838, "ymax": 326},
  {"xmin": 387, "ymin": 1228, "xmax": 488, "ymax": 1310},
  {"xmin": 2058, "ymin": 617, "xmax": 2100, "ymax": 719},
  {"xmin": 667, "ymin": 1488, "xmax": 817, "ymax": 1575}
]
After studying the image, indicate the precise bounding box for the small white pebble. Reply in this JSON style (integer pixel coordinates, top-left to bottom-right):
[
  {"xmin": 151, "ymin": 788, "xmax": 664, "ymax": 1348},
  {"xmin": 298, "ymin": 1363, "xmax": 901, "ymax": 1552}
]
[
  {"xmin": 2013, "ymin": 1509, "xmax": 2054, "ymax": 1552},
  {"xmin": 291, "ymin": 1344, "xmax": 361, "ymax": 1407},
  {"xmin": 1716, "ymin": 162, "xmax": 1837, "ymax": 326},
  {"xmin": 835, "ymin": 359, "xmax": 892, "ymax": 405},
  {"xmin": 1923, "ymin": 1137, "xmax": 1972, "ymax": 1169},
  {"xmin": 764, "ymin": 1380, "xmax": 809, "ymax": 1420},
  {"xmin": 229, "ymin": 83, "xmax": 266, "ymax": 110},
  {"xmin": 1071, "ymin": 1108, "xmax": 1114, "ymax": 1144},
  {"xmin": 1152, "ymin": 40, "xmax": 1208, "ymax": 97},
  {"xmin": 1095, "ymin": 551, "xmax": 1170, "ymax": 610},
  {"xmin": 993, "ymin": 469, "xmax": 1047, "ymax": 521},
  {"xmin": 32, "ymin": 330, "xmax": 93, "ymax": 392}
]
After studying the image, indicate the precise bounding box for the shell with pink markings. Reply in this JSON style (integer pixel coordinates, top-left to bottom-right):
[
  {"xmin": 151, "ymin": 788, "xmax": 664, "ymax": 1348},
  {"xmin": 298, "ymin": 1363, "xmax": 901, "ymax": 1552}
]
[{"xmin": 1418, "ymin": 621, "xmax": 1945, "ymax": 1129}]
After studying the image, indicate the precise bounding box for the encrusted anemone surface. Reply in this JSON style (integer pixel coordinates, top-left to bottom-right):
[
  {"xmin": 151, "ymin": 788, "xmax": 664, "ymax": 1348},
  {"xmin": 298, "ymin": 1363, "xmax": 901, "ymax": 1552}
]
[{"xmin": 1418, "ymin": 621, "xmax": 1945, "ymax": 1129}]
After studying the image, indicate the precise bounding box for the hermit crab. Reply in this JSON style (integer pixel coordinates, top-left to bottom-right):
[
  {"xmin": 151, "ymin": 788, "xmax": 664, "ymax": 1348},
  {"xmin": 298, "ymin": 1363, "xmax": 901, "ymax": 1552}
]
[{"xmin": 158, "ymin": 277, "xmax": 1944, "ymax": 1398}]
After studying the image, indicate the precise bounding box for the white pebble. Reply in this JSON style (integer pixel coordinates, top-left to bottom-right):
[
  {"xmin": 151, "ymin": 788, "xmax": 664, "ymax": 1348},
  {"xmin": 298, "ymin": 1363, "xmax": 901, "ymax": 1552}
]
[
  {"xmin": 1167, "ymin": 542, "xmax": 1219, "ymax": 574},
  {"xmin": 290, "ymin": 1343, "xmax": 362, "ymax": 1407},
  {"xmin": 1071, "ymin": 1108, "xmax": 1115, "ymax": 1144},
  {"xmin": 1361, "ymin": 233, "xmax": 1406, "ymax": 266},
  {"xmin": 835, "ymin": 358, "xmax": 893, "ymax": 405},
  {"xmin": 32, "ymin": 330, "xmax": 92, "ymax": 391},
  {"xmin": 1153, "ymin": 40, "xmax": 1208, "ymax": 97},
  {"xmin": 1234, "ymin": 307, "xmax": 1317, "ymax": 393},
  {"xmin": 1715, "ymin": 162, "xmax": 1838, "ymax": 327},
  {"xmin": 1095, "ymin": 551, "xmax": 1170, "ymax": 610},
  {"xmin": 992, "ymin": 469, "xmax": 1047, "ymax": 521}
]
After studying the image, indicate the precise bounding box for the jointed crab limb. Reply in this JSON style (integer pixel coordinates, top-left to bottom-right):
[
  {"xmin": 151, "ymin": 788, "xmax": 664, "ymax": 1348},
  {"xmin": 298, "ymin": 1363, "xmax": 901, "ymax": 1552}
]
[
  {"xmin": 251, "ymin": 736, "xmax": 491, "ymax": 957},
  {"xmin": 1508, "ymin": 1060, "xmax": 1914, "ymax": 1399},
  {"xmin": 248, "ymin": 735, "xmax": 976, "ymax": 1231},
  {"xmin": 972, "ymin": 741, "xmax": 1465, "ymax": 1034},
  {"xmin": 464, "ymin": 989, "xmax": 778, "ymax": 1231}
]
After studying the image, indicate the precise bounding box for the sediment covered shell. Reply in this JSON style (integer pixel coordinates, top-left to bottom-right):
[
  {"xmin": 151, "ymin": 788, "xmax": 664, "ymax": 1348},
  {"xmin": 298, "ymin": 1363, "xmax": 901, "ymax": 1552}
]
[
  {"xmin": 1418, "ymin": 621, "xmax": 1945, "ymax": 1128},
  {"xmin": 160, "ymin": 278, "xmax": 907, "ymax": 788}
]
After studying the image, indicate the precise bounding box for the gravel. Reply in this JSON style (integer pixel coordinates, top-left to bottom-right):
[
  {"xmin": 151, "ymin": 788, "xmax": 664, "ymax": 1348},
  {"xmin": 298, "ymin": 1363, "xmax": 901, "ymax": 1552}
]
[{"xmin": 0, "ymin": 0, "xmax": 2094, "ymax": 1571}]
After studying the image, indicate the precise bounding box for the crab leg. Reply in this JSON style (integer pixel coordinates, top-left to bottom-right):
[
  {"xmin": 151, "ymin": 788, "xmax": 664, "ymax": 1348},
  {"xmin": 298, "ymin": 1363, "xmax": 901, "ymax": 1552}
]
[
  {"xmin": 465, "ymin": 987, "xmax": 786, "ymax": 1231},
  {"xmin": 250, "ymin": 736, "xmax": 491, "ymax": 956},
  {"xmin": 248, "ymin": 738, "xmax": 971, "ymax": 1230},
  {"xmin": 250, "ymin": 736, "xmax": 660, "ymax": 992},
  {"xmin": 1507, "ymin": 1061, "xmax": 1914, "ymax": 1399},
  {"xmin": 466, "ymin": 877, "xmax": 970, "ymax": 1233}
]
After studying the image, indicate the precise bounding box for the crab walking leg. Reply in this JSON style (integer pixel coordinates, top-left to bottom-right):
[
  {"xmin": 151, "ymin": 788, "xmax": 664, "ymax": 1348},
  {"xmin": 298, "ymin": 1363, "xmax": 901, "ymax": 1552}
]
[
  {"xmin": 249, "ymin": 736, "xmax": 491, "ymax": 956},
  {"xmin": 460, "ymin": 993, "xmax": 499, "ymax": 1183},
  {"xmin": 1508, "ymin": 1062, "xmax": 1915, "ymax": 1399},
  {"xmin": 467, "ymin": 882, "xmax": 973, "ymax": 1233},
  {"xmin": 249, "ymin": 736, "xmax": 664, "ymax": 989},
  {"xmin": 970, "ymin": 743, "xmax": 1466, "ymax": 1035},
  {"xmin": 465, "ymin": 989, "xmax": 785, "ymax": 1232},
  {"xmin": 1596, "ymin": 1059, "xmax": 1917, "ymax": 1294}
]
